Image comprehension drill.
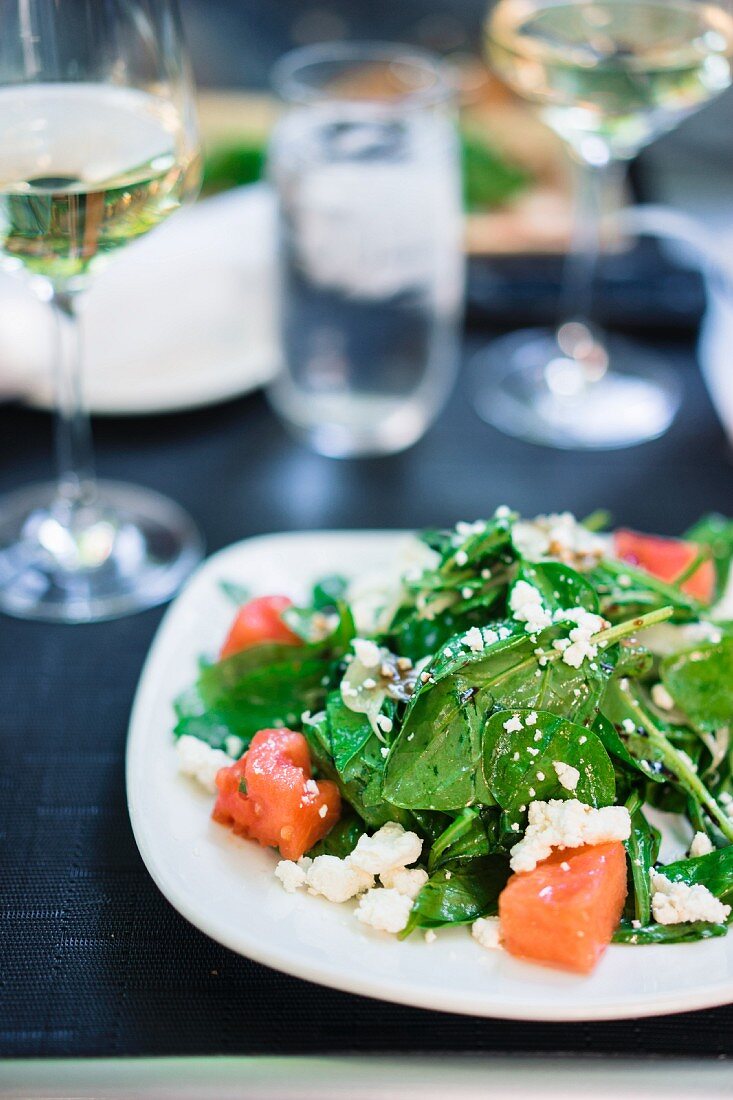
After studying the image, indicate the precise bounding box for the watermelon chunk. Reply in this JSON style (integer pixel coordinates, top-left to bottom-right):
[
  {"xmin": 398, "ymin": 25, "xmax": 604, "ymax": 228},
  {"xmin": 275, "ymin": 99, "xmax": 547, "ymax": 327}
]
[
  {"xmin": 614, "ymin": 529, "xmax": 714, "ymax": 604},
  {"xmin": 499, "ymin": 842, "xmax": 627, "ymax": 974}
]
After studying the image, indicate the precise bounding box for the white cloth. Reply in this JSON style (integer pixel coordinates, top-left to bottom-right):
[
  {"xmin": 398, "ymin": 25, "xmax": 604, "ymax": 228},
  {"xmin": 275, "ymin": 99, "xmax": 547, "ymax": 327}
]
[{"xmin": 0, "ymin": 183, "xmax": 278, "ymax": 413}]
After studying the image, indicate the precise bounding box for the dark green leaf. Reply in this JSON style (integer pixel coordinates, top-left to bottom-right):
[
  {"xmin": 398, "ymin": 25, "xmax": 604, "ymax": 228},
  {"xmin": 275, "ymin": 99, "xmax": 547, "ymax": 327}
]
[
  {"xmin": 662, "ymin": 637, "xmax": 733, "ymax": 736},
  {"xmin": 403, "ymin": 854, "xmax": 511, "ymax": 934},
  {"xmin": 483, "ymin": 708, "xmax": 616, "ymax": 818},
  {"xmin": 658, "ymin": 846, "xmax": 733, "ymax": 904},
  {"xmin": 511, "ymin": 560, "xmax": 599, "ymax": 616},
  {"xmin": 307, "ymin": 812, "xmax": 363, "ymax": 859},
  {"xmin": 613, "ymin": 919, "xmax": 728, "ymax": 944}
]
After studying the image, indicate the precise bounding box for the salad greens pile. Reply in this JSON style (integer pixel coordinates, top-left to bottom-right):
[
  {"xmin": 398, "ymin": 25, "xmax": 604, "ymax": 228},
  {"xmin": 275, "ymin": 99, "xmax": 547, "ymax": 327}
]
[{"xmin": 175, "ymin": 509, "xmax": 733, "ymax": 944}]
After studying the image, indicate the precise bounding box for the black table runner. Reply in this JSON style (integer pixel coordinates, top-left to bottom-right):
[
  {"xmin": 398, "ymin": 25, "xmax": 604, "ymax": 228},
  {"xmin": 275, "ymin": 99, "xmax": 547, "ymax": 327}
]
[{"xmin": 3, "ymin": 333, "xmax": 733, "ymax": 1059}]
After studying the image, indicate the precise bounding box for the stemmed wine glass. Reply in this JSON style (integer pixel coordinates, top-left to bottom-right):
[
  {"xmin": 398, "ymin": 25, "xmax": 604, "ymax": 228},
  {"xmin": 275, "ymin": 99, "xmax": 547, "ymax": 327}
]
[
  {"xmin": 474, "ymin": 0, "xmax": 733, "ymax": 448},
  {"xmin": 0, "ymin": 0, "xmax": 202, "ymax": 621}
]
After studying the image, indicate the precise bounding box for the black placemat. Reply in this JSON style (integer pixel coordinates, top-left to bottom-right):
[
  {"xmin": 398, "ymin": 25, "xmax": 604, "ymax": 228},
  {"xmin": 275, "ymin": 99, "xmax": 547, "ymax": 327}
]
[{"xmin": 2, "ymin": 334, "xmax": 733, "ymax": 1059}]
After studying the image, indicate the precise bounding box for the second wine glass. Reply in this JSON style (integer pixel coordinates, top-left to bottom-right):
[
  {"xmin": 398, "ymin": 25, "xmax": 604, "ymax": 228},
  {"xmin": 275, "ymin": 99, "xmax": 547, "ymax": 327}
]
[{"xmin": 474, "ymin": 0, "xmax": 733, "ymax": 449}]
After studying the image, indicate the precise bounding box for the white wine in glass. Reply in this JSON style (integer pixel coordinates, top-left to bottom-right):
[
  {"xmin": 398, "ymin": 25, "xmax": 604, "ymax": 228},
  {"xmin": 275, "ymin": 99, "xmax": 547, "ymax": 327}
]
[
  {"xmin": 474, "ymin": 0, "xmax": 733, "ymax": 449},
  {"xmin": 0, "ymin": 1, "xmax": 202, "ymax": 621}
]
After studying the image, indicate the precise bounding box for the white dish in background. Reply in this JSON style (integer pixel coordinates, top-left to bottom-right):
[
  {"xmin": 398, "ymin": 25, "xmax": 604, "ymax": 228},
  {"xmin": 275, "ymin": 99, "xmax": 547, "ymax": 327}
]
[
  {"xmin": 126, "ymin": 530, "xmax": 733, "ymax": 1021},
  {"xmin": 0, "ymin": 184, "xmax": 279, "ymax": 415}
]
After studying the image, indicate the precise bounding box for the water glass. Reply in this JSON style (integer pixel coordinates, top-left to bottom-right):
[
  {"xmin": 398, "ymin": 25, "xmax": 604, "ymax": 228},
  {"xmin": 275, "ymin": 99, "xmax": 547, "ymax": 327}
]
[{"xmin": 267, "ymin": 43, "xmax": 464, "ymax": 458}]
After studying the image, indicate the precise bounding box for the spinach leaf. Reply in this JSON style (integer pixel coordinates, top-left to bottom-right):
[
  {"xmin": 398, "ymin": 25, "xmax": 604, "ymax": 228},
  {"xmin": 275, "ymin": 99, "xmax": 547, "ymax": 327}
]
[
  {"xmin": 176, "ymin": 608, "xmax": 355, "ymax": 748},
  {"xmin": 384, "ymin": 624, "xmax": 613, "ymax": 811},
  {"xmin": 614, "ymin": 919, "xmax": 728, "ymax": 944},
  {"xmin": 591, "ymin": 558, "xmax": 701, "ymax": 622},
  {"xmin": 661, "ymin": 637, "xmax": 733, "ymax": 737},
  {"xmin": 307, "ymin": 812, "xmax": 363, "ymax": 859},
  {"xmin": 483, "ymin": 709, "xmax": 616, "ymax": 818},
  {"xmin": 403, "ymin": 854, "xmax": 511, "ymax": 934},
  {"xmin": 624, "ymin": 798, "xmax": 661, "ymax": 926},
  {"xmin": 592, "ymin": 710, "xmax": 665, "ymax": 783},
  {"xmin": 511, "ymin": 560, "xmax": 599, "ymax": 615},
  {"xmin": 428, "ymin": 807, "xmax": 504, "ymax": 871},
  {"xmin": 657, "ymin": 846, "xmax": 733, "ymax": 904},
  {"xmin": 383, "ymin": 677, "xmax": 489, "ymax": 810},
  {"xmin": 312, "ymin": 574, "xmax": 348, "ymax": 610},
  {"xmin": 322, "ymin": 693, "xmax": 408, "ymax": 827}
]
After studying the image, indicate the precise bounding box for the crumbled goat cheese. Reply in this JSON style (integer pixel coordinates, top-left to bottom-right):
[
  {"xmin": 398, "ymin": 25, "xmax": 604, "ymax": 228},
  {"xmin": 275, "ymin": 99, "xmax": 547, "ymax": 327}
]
[
  {"xmin": 352, "ymin": 638, "xmax": 382, "ymax": 668},
  {"xmin": 509, "ymin": 799, "xmax": 632, "ymax": 873},
  {"xmin": 553, "ymin": 607, "xmax": 605, "ymax": 669},
  {"xmin": 176, "ymin": 735, "xmax": 232, "ymax": 793},
  {"xmin": 349, "ymin": 821, "xmax": 423, "ymax": 876},
  {"xmin": 503, "ymin": 714, "xmax": 524, "ymax": 733},
  {"xmin": 525, "ymin": 712, "xmax": 537, "ymax": 726},
  {"xmin": 512, "ymin": 512, "xmax": 606, "ymax": 565},
  {"xmin": 509, "ymin": 581, "xmax": 552, "ymax": 633},
  {"xmin": 274, "ymin": 858, "xmax": 312, "ymax": 894},
  {"xmin": 471, "ymin": 917, "xmax": 502, "ymax": 951},
  {"xmin": 356, "ymin": 887, "xmax": 414, "ymax": 934},
  {"xmin": 622, "ymin": 718, "xmax": 636, "ymax": 734},
  {"xmin": 376, "ymin": 714, "xmax": 393, "ymax": 734},
  {"xmin": 424, "ymin": 929, "xmax": 437, "ymax": 944},
  {"xmin": 305, "ymin": 855, "xmax": 374, "ymax": 904},
  {"xmin": 455, "ymin": 551, "xmax": 468, "ymax": 566},
  {"xmin": 650, "ymin": 870, "xmax": 730, "ymax": 925},
  {"xmin": 689, "ymin": 831, "xmax": 714, "ymax": 858},
  {"xmin": 464, "ymin": 626, "xmax": 485, "ymax": 653},
  {"xmin": 553, "ymin": 760, "xmax": 580, "ymax": 791},
  {"xmin": 224, "ymin": 735, "xmax": 245, "ymax": 759},
  {"xmin": 318, "ymin": 804, "xmax": 328, "ymax": 818},
  {"xmin": 379, "ymin": 866, "xmax": 429, "ymax": 899},
  {"xmin": 651, "ymin": 683, "xmax": 675, "ymax": 712}
]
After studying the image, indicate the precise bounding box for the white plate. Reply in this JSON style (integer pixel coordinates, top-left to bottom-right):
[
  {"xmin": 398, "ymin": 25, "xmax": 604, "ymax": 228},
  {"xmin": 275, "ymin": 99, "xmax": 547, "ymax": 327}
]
[
  {"xmin": 0, "ymin": 185, "xmax": 279, "ymax": 415},
  {"xmin": 126, "ymin": 530, "xmax": 733, "ymax": 1021}
]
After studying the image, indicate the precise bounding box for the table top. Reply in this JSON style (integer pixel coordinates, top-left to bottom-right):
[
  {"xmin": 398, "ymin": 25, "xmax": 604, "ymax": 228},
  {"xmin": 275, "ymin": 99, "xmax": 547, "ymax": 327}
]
[{"xmin": 3, "ymin": 330, "xmax": 733, "ymax": 1060}]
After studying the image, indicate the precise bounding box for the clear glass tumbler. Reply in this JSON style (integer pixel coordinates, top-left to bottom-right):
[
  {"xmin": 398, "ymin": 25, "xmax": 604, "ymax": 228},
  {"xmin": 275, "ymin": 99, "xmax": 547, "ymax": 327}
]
[{"xmin": 267, "ymin": 43, "xmax": 464, "ymax": 458}]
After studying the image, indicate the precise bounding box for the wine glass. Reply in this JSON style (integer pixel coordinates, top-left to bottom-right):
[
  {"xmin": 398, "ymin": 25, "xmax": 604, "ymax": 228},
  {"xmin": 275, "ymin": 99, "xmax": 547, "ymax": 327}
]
[
  {"xmin": 474, "ymin": 0, "xmax": 733, "ymax": 449},
  {"xmin": 0, "ymin": 0, "xmax": 203, "ymax": 621}
]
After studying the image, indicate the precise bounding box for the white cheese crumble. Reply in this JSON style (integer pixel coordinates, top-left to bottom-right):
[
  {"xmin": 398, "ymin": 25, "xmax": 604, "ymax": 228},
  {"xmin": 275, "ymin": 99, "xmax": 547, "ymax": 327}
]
[
  {"xmin": 349, "ymin": 821, "xmax": 423, "ymax": 875},
  {"xmin": 274, "ymin": 857, "xmax": 312, "ymax": 894},
  {"xmin": 463, "ymin": 626, "xmax": 485, "ymax": 653},
  {"xmin": 352, "ymin": 638, "xmax": 382, "ymax": 668},
  {"xmin": 503, "ymin": 714, "xmax": 524, "ymax": 734},
  {"xmin": 651, "ymin": 683, "xmax": 675, "ymax": 712},
  {"xmin": 305, "ymin": 855, "xmax": 374, "ymax": 904},
  {"xmin": 356, "ymin": 887, "xmax": 414, "ymax": 933},
  {"xmin": 379, "ymin": 866, "xmax": 428, "ymax": 899},
  {"xmin": 512, "ymin": 512, "xmax": 606, "ymax": 565},
  {"xmin": 224, "ymin": 735, "xmax": 245, "ymax": 759},
  {"xmin": 509, "ymin": 581, "xmax": 552, "ymax": 633},
  {"xmin": 650, "ymin": 870, "xmax": 730, "ymax": 925},
  {"xmin": 424, "ymin": 929, "xmax": 437, "ymax": 944},
  {"xmin": 553, "ymin": 760, "xmax": 580, "ymax": 791},
  {"xmin": 509, "ymin": 799, "xmax": 632, "ymax": 873},
  {"xmin": 553, "ymin": 607, "xmax": 605, "ymax": 669},
  {"xmin": 176, "ymin": 735, "xmax": 233, "ymax": 793},
  {"xmin": 471, "ymin": 916, "xmax": 502, "ymax": 951},
  {"xmin": 689, "ymin": 832, "xmax": 714, "ymax": 858}
]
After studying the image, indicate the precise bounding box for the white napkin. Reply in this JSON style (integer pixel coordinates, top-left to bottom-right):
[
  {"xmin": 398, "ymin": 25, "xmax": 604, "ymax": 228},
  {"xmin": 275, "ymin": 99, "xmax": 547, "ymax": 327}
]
[{"xmin": 0, "ymin": 183, "xmax": 279, "ymax": 414}]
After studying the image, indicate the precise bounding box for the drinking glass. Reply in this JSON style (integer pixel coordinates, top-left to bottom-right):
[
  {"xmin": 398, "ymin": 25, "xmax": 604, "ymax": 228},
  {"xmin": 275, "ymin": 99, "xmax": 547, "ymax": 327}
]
[
  {"xmin": 267, "ymin": 43, "xmax": 464, "ymax": 458},
  {"xmin": 0, "ymin": 0, "xmax": 202, "ymax": 621},
  {"xmin": 474, "ymin": 0, "xmax": 733, "ymax": 448}
]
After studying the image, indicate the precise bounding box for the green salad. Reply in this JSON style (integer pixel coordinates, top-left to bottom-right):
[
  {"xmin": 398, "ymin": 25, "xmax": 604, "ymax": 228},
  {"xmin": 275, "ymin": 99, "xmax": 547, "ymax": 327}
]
[{"xmin": 174, "ymin": 509, "xmax": 733, "ymax": 970}]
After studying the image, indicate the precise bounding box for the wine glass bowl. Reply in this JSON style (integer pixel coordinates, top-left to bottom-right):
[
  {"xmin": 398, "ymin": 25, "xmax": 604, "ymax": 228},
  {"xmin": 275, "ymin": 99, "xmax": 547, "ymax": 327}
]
[
  {"xmin": 0, "ymin": 0, "xmax": 203, "ymax": 622},
  {"xmin": 474, "ymin": 0, "xmax": 733, "ymax": 450}
]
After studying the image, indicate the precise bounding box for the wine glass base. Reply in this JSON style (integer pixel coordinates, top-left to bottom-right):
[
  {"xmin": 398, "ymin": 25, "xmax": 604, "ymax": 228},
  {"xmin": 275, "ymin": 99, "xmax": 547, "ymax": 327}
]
[
  {"xmin": 0, "ymin": 479, "xmax": 204, "ymax": 623},
  {"xmin": 471, "ymin": 329, "xmax": 682, "ymax": 450}
]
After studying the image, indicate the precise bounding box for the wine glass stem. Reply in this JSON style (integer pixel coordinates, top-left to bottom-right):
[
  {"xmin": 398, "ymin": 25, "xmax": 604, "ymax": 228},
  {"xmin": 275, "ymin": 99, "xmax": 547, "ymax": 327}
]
[
  {"xmin": 559, "ymin": 155, "xmax": 621, "ymax": 345},
  {"xmin": 50, "ymin": 288, "xmax": 96, "ymax": 510}
]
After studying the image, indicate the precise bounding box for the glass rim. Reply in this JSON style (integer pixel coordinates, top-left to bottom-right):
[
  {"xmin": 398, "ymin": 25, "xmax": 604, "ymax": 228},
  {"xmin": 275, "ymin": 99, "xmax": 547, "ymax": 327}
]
[{"xmin": 271, "ymin": 41, "xmax": 453, "ymax": 108}]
